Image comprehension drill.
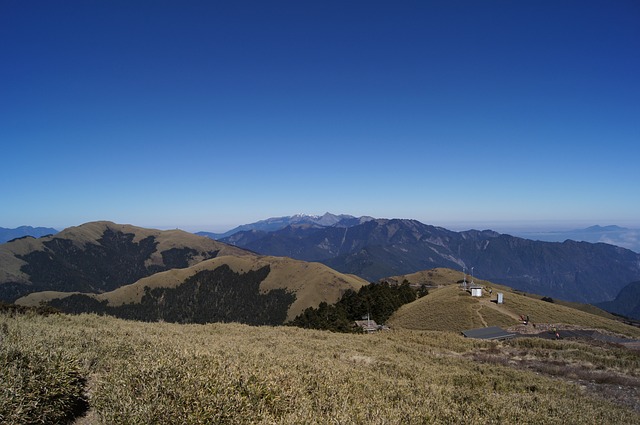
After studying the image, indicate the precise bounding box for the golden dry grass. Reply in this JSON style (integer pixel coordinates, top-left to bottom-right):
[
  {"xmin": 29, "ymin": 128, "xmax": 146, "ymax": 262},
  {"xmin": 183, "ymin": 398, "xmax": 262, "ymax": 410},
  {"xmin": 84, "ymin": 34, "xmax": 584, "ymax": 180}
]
[
  {"xmin": 389, "ymin": 276, "xmax": 640, "ymax": 338},
  {"xmin": 0, "ymin": 221, "xmax": 250, "ymax": 285},
  {"xmin": 1, "ymin": 311, "xmax": 638, "ymax": 424},
  {"xmin": 388, "ymin": 284, "xmax": 517, "ymax": 331},
  {"xmin": 17, "ymin": 255, "xmax": 368, "ymax": 321},
  {"xmin": 380, "ymin": 267, "xmax": 466, "ymax": 286},
  {"xmin": 52, "ymin": 221, "xmax": 251, "ymax": 267},
  {"xmin": 496, "ymin": 291, "xmax": 640, "ymax": 336}
]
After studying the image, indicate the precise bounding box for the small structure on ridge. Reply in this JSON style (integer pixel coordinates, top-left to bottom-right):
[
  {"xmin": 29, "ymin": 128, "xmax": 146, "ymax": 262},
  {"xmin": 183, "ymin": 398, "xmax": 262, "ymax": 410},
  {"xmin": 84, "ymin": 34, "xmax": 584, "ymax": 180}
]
[
  {"xmin": 354, "ymin": 319, "xmax": 379, "ymax": 333},
  {"xmin": 469, "ymin": 284, "xmax": 483, "ymax": 297}
]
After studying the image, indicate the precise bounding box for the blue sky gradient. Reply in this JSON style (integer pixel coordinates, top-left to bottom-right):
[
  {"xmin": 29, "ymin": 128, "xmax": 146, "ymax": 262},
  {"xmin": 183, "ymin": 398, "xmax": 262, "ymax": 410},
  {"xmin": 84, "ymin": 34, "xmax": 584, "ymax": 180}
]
[{"xmin": 1, "ymin": 1, "xmax": 639, "ymax": 232}]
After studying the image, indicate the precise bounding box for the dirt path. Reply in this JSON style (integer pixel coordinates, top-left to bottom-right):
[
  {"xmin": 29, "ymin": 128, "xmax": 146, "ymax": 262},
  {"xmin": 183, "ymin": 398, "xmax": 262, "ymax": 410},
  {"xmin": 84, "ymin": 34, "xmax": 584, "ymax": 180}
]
[{"xmin": 473, "ymin": 304, "xmax": 488, "ymax": 327}]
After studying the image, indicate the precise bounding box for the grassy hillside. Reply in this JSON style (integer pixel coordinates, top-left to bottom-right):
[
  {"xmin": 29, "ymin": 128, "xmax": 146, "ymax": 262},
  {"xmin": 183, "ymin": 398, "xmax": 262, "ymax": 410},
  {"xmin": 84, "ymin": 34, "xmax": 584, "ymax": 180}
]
[
  {"xmin": 0, "ymin": 221, "xmax": 249, "ymax": 283},
  {"xmin": 0, "ymin": 221, "xmax": 252, "ymax": 303},
  {"xmin": 389, "ymin": 276, "xmax": 640, "ymax": 338},
  {"xmin": 18, "ymin": 255, "xmax": 368, "ymax": 322},
  {"xmin": 1, "ymin": 310, "xmax": 639, "ymax": 424},
  {"xmin": 379, "ymin": 267, "xmax": 466, "ymax": 286},
  {"xmin": 389, "ymin": 284, "xmax": 516, "ymax": 331}
]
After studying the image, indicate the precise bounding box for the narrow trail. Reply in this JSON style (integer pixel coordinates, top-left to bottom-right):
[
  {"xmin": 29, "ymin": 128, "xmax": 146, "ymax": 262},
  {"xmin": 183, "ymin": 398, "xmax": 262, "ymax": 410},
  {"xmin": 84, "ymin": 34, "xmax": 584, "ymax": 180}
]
[{"xmin": 473, "ymin": 304, "xmax": 488, "ymax": 327}]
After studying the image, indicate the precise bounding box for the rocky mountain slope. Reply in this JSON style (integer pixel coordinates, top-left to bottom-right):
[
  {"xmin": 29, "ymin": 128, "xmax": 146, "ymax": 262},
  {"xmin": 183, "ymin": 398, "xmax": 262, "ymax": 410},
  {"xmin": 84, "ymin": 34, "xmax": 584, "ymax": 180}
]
[
  {"xmin": 197, "ymin": 212, "xmax": 373, "ymax": 240},
  {"xmin": 221, "ymin": 218, "xmax": 640, "ymax": 304},
  {"xmin": 596, "ymin": 281, "xmax": 640, "ymax": 320}
]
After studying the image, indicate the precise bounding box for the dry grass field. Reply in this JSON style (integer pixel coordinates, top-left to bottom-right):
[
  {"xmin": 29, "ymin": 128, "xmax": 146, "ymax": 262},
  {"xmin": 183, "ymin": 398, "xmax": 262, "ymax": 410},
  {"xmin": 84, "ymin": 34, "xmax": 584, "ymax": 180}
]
[
  {"xmin": 2, "ymin": 310, "xmax": 639, "ymax": 424},
  {"xmin": 389, "ymin": 284, "xmax": 516, "ymax": 331},
  {"xmin": 388, "ymin": 277, "xmax": 640, "ymax": 339}
]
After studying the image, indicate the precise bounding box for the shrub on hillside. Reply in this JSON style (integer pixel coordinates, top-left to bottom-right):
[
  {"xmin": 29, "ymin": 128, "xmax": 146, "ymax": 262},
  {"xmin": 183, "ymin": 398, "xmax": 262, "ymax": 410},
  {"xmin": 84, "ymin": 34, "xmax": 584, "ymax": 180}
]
[
  {"xmin": 0, "ymin": 344, "xmax": 88, "ymax": 424},
  {"xmin": 0, "ymin": 301, "xmax": 60, "ymax": 316},
  {"xmin": 290, "ymin": 282, "xmax": 418, "ymax": 332}
]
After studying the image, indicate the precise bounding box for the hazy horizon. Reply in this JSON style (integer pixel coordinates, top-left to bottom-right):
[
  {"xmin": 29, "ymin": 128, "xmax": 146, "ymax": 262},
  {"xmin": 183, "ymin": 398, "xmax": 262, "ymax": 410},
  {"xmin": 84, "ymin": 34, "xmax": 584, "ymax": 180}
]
[{"xmin": 3, "ymin": 214, "xmax": 640, "ymax": 236}]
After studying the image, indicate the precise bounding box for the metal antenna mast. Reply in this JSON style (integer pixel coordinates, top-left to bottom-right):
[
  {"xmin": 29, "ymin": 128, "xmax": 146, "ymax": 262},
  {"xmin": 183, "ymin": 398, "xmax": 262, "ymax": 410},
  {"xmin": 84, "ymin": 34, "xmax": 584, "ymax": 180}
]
[{"xmin": 462, "ymin": 266, "xmax": 467, "ymax": 289}]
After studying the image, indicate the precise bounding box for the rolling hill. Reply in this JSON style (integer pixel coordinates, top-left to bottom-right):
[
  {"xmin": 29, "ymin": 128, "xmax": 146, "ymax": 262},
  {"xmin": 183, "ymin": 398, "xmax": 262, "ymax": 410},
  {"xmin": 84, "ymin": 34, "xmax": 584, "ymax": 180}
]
[
  {"xmin": 3, "ymin": 219, "xmax": 639, "ymax": 332},
  {"xmin": 386, "ymin": 272, "xmax": 640, "ymax": 338},
  {"xmin": 16, "ymin": 255, "xmax": 368, "ymax": 325},
  {"xmin": 0, "ymin": 221, "xmax": 250, "ymax": 302},
  {"xmin": 4, "ymin": 264, "xmax": 640, "ymax": 423}
]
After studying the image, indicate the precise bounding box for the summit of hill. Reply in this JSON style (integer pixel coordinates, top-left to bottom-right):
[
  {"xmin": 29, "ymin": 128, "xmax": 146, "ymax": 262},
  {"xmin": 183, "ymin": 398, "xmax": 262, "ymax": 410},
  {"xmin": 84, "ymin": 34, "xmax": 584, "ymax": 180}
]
[
  {"xmin": 17, "ymin": 254, "xmax": 367, "ymax": 324},
  {"xmin": 0, "ymin": 221, "xmax": 250, "ymax": 302},
  {"xmin": 385, "ymin": 270, "xmax": 640, "ymax": 339}
]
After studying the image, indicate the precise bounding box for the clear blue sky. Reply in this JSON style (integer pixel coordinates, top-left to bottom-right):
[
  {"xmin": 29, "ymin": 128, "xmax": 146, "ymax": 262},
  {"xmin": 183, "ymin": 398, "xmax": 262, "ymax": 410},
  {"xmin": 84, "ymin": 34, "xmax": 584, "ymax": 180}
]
[{"xmin": 2, "ymin": 1, "xmax": 639, "ymax": 232}]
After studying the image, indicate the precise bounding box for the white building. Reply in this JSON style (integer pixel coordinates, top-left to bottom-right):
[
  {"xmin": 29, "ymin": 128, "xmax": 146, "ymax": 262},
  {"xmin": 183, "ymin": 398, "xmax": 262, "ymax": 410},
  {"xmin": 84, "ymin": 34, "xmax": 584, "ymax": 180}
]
[{"xmin": 469, "ymin": 284, "xmax": 483, "ymax": 297}]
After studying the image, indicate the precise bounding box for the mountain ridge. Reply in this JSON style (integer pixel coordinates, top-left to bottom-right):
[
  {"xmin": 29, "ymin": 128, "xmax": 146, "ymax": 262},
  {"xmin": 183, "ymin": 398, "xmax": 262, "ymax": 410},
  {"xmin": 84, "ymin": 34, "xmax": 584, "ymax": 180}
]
[
  {"xmin": 4, "ymin": 218, "xmax": 640, "ymax": 321},
  {"xmin": 596, "ymin": 281, "xmax": 640, "ymax": 321},
  {"xmin": 0, "ymin": 221, "xmax": 251, "ymax": 302},
  {"xmin": 0, "ymin": 226, "xmax": 58, "ymax": 244},
  {"xmin": 220, "ymin": 218, "xmax": 640, "ymax": 304},
  {"xmin": 510, "ymin": 224, "xmax": 640, "ymax": 253},
  {"xmin": 196, "ymin": 212, "xmax": 374, "ymax": 240}
]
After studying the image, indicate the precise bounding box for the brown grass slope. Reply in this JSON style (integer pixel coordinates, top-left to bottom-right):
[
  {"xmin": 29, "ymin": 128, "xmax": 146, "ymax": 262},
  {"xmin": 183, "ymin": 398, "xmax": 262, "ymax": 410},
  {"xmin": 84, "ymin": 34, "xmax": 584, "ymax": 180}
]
[
  {"xmin": 0, "ymin": 221, "xmax": 250, "ymax": 285},
  {"xmin": 388, "ymin": 269, "xmax": 640, "ymax": 338},
  {"xmin": 17, "ymin": 255, "xmax": 368, "ymax": 321},
  {"xmin": 379, "ymin": 267, "xmax": 465, "ymax": 286},
  {"xmin": 2, "ymin": 312, "xmax": 639, "ymax": 424}
]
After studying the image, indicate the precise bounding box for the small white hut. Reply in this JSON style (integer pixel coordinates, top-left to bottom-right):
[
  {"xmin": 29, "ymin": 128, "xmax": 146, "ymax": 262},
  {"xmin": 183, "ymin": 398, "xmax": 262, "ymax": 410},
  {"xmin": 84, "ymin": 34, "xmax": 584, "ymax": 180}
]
[{"xmin": 469, "ymin": 284, "xmax": 483, "ymax": 297}]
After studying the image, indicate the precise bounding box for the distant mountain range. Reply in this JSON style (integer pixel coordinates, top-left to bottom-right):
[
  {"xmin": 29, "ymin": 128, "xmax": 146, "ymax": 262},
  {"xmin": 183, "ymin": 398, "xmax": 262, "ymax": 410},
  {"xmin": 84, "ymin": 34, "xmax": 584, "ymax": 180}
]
[
  {"xmin": 596, "ymin": 281, "xmax": 640, "ymax": 321},
  {"xmin": 213, "ymin": 218, "xmax": 640, "ymax": 305},
  {"xmin": 511, "ymin": 225, "xmax": 640, "ymax": 253},
  {"xmin": 196, "ymin": 213, "xmax": 373, "ymax": 240},
  {"xmin": 0, "ymin": 226, "xmax": 58, "ymax": 243}
]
